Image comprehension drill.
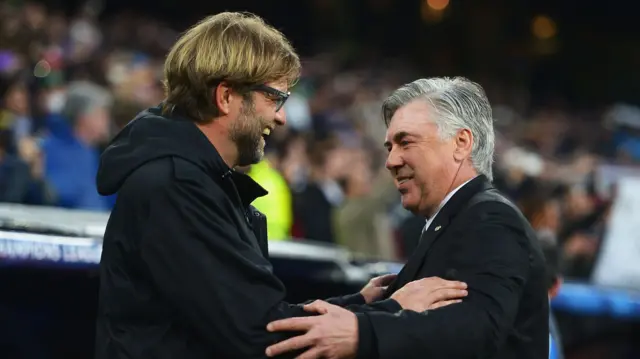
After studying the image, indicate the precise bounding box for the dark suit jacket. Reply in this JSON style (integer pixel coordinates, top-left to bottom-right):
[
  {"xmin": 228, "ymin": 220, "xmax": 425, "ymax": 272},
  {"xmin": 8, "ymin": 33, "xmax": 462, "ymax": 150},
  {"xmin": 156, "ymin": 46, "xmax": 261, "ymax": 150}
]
[{"xmin": 355, "ymin": 175, "xmax": 549, "ymax": 359}]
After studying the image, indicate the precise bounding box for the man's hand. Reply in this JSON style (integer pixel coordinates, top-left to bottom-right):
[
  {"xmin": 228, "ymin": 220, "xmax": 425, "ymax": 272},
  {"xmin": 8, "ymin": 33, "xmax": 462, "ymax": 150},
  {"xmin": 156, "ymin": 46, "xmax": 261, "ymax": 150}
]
[
  {"xmin": 391, "ymin": 277, "xmax": 468, "ymax": 312},
  {"xmin": 360, "ymin": 273, "xmax": 397, "ymax": 304},
  {"xmin": 266, "ymin": 300, "xmax": 358, "ymax": 359}
]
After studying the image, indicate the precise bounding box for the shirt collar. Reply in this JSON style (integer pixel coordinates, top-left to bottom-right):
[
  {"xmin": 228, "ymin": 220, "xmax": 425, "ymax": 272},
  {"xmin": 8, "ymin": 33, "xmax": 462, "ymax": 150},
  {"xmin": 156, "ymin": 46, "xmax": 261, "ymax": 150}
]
[{"xmin": 425, "ymin": 176, "xmax": 476, "ymax": 227}]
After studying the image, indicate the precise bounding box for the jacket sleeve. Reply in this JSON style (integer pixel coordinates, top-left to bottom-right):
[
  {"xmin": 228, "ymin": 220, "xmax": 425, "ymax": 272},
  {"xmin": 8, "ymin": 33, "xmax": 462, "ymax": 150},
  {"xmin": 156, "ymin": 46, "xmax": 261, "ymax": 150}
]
[
  {"xmin": 317, "ymin": 294, "xmax": 403, "ymax": 313},
  {"xmin": 140, "ymin": 177, "xmax": 310, "ymax": 359},
  {"xmin": 322, "ymin": 293, "xmax": 366, "ymax": 307},
  {"xmin": 355, "ymin": 202, "xmax": 533, "ymax": 359}
]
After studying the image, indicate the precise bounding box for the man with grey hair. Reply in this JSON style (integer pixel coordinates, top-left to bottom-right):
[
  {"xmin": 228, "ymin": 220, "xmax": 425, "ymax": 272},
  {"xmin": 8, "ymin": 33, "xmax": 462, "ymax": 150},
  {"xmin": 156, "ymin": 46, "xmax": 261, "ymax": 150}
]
[
  {"xmin": 265, "ymin": 77, "xmax": 549, "ymax": 359},
  {"xmin": 42, "ymin": 81, "xmax": 113, "ymax": 210},
  {"xmin": 60, "ymin": 81, "xmax": 112, "ymax": 124}
]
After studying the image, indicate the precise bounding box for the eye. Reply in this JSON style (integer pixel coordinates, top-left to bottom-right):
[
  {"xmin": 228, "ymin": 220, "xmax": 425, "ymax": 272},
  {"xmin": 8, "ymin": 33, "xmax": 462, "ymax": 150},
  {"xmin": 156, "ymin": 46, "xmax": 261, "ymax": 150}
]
[
  {"xmin": 400, "ymin": 140, "xmax": 410, "ymax": 147},
  {"xmin": 266, "ymin": 93, "xmax": 280, "ymax": 101}
]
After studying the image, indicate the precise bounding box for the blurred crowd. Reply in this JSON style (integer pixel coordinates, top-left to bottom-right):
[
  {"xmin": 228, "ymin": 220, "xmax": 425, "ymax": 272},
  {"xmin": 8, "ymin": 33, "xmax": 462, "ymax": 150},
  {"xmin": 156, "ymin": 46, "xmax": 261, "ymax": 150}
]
[{"xmin": 2, "ymin": 1, "xmax": 640, "ymax": 286}]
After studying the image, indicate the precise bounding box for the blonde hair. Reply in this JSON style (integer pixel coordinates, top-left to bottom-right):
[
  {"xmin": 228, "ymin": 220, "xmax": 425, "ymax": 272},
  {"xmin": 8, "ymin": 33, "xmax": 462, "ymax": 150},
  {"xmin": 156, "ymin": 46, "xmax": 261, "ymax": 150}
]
[{"xmin": 163, "ymin": 12, "xmax": 300, "ymax": 123}]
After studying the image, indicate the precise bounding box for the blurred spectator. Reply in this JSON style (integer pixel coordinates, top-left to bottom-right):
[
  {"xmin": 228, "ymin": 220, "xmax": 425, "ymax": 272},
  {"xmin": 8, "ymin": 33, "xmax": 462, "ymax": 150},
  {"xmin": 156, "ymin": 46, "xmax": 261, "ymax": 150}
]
[
  {"xmin": 245, "ymin": 156, "xmax": 294, "ymax": 241},
  {"xmin": 558, "ymin": 188, "xmax": 611, "ymax": 279},
  {"xmin": 110, "ymin": 99, "xmax": 144, "ymax": 131},
  {"xmin": 278, "ymin": 132, "xmax": 309, "ymax": 192},
  {"xmin": 518, "ymin": 183, "xmax": 565, "ymax": 358},
  {"xmin": 0, "ymin": 72, "xmax": 52, "ymax": 204},
  {"xmin": 605, "ymin": 104, "xmax": 640, "ymax": 162},
  {"xmin": 0, "ymin": 72, "xmax": 32, "ymax": 146},
  {"xmin": 41, "ymin": 81, "xmax": 113, "ymax": 210},
  {"xmin": 282, "ymin": 92, "xmax": 312, "ymax": 132},
  {"xmin": 293, "ymin": 140, "xmax": 346, "ymax": 243},
  {"xmin": 334, "ymin": 149, "xmax": 398, "ymax": 260},
  {"xmin": 0, "ymin": 122, "xmax": 33, "ymax": 202},
  {"xmin": 518, "ymin": 183, "xmax": 562, "ymax": 245}
]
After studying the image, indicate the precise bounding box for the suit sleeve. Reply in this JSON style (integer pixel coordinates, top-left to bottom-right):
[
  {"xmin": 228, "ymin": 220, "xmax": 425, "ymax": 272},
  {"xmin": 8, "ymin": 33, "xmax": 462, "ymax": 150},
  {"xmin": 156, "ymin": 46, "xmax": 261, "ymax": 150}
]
[
  {"xmin": 320, "ymin": 295, "xmax": 402, "ymax": 313},
  {"xmin": 356, "ymin": 203, "xmax": 532, "ymax": 359},
  {"xmin": 322, "ymin": 293, "xmax": 366, "ymax": 307},
  {"xmin": 140, "ymin": 177, "xmax": 308, "ymax": 359}
]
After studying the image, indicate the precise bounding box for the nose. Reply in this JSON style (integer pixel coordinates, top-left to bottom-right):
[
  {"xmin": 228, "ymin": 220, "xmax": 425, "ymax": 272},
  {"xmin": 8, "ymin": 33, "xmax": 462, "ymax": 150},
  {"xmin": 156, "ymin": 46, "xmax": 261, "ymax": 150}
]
[
  {"xmin": 385, "ymin": 148, "xmax": 403, "ymax": 172},
  {"xmin": 274, "ymin": 107, "xmax": 286, "ymax": 126}
]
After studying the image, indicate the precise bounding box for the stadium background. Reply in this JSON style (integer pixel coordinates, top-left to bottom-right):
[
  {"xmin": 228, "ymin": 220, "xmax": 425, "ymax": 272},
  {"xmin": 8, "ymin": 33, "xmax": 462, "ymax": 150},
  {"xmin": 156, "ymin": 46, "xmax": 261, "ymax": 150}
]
[{"xmin": 1, "ymin": 0, "xmax": 640, "ymax": 358}]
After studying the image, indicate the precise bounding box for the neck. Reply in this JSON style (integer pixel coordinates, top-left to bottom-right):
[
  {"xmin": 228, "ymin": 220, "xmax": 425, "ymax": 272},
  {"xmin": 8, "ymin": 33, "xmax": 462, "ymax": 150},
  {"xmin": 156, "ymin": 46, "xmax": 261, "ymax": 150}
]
[
  {"xmin": 196, "ymin": 122, "xmax": 237, "ymax": 168},
  {"xmin": 448, "ymin": 160, "xmax": 478, "ymax": 192},
  {"xmin": 424, "ymin": 167, "xmax": 478, "ymax": 219},
  {"xmin": 449, "ymin": 170, "xmax": 477, "ymax": 194}
]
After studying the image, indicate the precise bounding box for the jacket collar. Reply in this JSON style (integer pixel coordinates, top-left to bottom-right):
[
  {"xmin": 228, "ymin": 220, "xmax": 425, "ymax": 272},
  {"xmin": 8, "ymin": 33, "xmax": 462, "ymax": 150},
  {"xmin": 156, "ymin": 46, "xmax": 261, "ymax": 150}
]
[
  {"xmin": 227, "ymin": 170, "xmax": 268, "ymax": 207},
  {"xmin": 429, "ymin": 175, "xmax": 493, "ymax": 225},
  {"xmin": 157, "ymin": 105, "xmax": 268, "ymax": 206}
]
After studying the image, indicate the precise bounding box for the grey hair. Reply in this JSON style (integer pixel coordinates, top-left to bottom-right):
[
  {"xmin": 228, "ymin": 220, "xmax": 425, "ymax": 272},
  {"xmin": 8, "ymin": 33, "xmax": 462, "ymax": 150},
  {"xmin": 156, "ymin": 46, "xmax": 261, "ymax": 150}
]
[
  {"xmin": 381, "ymin": 77, "xmax": 495, "ymax": 181},
  {"xmin": 61, "ymin": 81, "xmax": 113, "ymax": 122}
]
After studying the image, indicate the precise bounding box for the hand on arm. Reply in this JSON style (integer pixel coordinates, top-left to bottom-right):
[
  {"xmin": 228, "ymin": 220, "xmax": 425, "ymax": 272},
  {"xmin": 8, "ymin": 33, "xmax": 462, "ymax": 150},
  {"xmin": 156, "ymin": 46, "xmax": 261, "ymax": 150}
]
[
  {"xmin": 360, "ymin": 274, "xmax": 397, "ymax": 304},
  {"xmin": 390, "ymin": 277, "xmax": 468, "ymax": 311},
  {"xmin": 264, "ymin": 276, "xmax": 467, "ymax": 358}
]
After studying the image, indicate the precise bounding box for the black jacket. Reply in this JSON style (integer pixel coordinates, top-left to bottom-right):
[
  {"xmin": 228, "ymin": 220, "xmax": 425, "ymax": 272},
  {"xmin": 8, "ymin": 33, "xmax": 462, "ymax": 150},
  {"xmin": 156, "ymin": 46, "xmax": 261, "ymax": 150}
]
[
  {"xmin": 94, "ymin": 106, "xmax": 365, "ymax": 359},
  {"xmin": 355, "ymin": 176, "xmax": 549, "ymax": 359}
]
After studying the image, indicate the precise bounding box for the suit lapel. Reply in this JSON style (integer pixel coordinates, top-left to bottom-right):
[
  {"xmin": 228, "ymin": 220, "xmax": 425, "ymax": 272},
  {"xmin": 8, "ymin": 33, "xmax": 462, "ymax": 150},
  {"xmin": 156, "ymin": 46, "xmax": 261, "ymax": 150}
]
[
  {"xmin": 386, "ymin": 175, "xmax": 493, "ymax": 295},
  {"xmin": 387, "ymin": 208, "xmax": 452, "ymax": 294}
]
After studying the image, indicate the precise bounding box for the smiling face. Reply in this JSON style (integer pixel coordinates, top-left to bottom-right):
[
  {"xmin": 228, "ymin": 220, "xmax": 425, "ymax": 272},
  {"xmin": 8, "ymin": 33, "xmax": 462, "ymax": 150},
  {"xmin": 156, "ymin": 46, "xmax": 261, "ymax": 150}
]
[
  {"xmin": 384, "ymin": 99, "xmax": 466, "ymax": 217},
  {"xmin": 226, "ymin": 80, "xmax": 288, "ymax": 166}
]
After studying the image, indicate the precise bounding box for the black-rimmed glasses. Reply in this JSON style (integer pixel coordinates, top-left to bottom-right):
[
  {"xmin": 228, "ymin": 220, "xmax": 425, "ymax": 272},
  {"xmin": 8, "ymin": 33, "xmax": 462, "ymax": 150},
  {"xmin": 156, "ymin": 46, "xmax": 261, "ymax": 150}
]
[{"xmin": 249, "ymin": 84, "xmax": 290, "ymax": 112}]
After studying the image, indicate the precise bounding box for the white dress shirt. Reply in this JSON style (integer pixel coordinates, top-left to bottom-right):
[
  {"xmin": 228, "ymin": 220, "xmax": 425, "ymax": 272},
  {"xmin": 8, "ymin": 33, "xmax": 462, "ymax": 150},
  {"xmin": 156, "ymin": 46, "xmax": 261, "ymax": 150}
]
[{"xmin": 424, "ymin": 177, "xmax": 476, "ymax": 232}]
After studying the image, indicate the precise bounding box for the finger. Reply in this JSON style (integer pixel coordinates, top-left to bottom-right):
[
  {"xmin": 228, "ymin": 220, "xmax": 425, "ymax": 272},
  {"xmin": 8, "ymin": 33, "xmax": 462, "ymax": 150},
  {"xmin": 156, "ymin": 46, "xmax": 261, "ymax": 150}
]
[
  {"xmin": 416, "ymin": 276, "xmax": 449, "ymax": 287},
  {"xmin": 432, "ymin": 288, "xmax": 468, "ymax": 302},
  {"xmin": 267, "ymin": 317, "xmax": 315, "ymax": 332},
  {"xmin": 304, "ymin": 304, "xmax": 328, "ymax": 315},
  {"xmin": 296, "ymin": 346, "xmax": 324, "ymax": 359},
  {"xmin": 266, "ymin": 334, "xmax": 314, "ymax": 357},
  {"xmin": 428, "ymin": 299, "xmax": 462, "ymax": 310},
  {"xmin": 421, "ymin": 276, "xmax": 445, "ymax": 283},
  {"xmin": 374, "ymin": 273, "xmax": 397, "ymax": 285},
  {"xmin": 413, "ymin": 277, "xmax": 466, "ymax": 291},
  {"xmin": 303, "ymin": 300, "xmax": 331, "ymax": 314},
  {"xmin": 435, "ymin": 280, "xmax": 467, "ymax": 290}
]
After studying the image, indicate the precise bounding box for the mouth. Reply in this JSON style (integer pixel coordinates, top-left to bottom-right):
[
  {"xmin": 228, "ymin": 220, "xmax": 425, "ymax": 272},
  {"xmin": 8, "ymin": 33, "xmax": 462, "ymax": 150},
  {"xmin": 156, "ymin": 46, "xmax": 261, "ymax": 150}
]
[
  {"xmin": 396, "ymin": 176, "xmax": 413, "ymax": 185},
  {"xmin": 395, "ymin": 176, "xmax": 413, "ymax": 193},
  {"xmin": 261, "ymin": 128, "xmax": 272, "ymax": 141}
]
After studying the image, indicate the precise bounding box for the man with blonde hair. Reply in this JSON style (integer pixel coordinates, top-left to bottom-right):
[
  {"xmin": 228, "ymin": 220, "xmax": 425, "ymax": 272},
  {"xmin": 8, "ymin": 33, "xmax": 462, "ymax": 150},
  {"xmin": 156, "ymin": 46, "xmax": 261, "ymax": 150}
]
[{"xmin": 94, "ymin": 12, "xmax": 467, "ymax": 359}]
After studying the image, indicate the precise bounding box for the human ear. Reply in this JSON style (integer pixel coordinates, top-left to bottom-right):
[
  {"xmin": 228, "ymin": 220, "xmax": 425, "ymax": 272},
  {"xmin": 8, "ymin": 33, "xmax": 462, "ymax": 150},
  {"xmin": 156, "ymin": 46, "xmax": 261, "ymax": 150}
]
[
  {"xmin": 453, "ymin": 128, "xmax": 473, "ymax": 162},
  {"xmin": 214, "ymin": 82, "xmax": 232, "ymax": 115}
]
